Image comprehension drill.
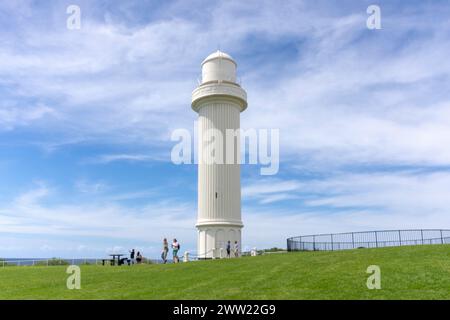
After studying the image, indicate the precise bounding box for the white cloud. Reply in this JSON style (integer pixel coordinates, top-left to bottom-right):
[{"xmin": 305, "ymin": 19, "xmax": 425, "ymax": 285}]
[
  {"xmin": 0, "ymin": 103, "xmax": 55, "ymax": 131},
  {"xmin": 75, "ymin": 179, "xmax": 108, "ymax": 194},
  {"xmin": 13, "ymin": 181, "xmax": 50, "ymax": 206},
  {"xmin": 1, "ymin": 1, "xmax": 449, "ymax": 169},
  {"xmin": 259, "ymin": 193, "xmax": 300, "ymax": 205},
  {"xmin": 302, "ymin": 171, "xmax": 450, "ymax": 215},
  {"xmin": 0, "ymin": 183, "xmax": 197, "ymax": 257},
  {"xmin": 243, "ymin": 179, "xmax": 301, "ymax": 197},
  {"xmin": 242, "ymin": 179, "xmax": 302, "ymax": 204},
  {"xmin": 3, "ymin": 169, "xmax": 449, "ymax": 257},
  {"xmin": 242, "ymin": 170, "xmax": 450, "ymax": 247},
  {"xmin": 89, "ymin": 154, "xmax": 165, "ymax": 164}
]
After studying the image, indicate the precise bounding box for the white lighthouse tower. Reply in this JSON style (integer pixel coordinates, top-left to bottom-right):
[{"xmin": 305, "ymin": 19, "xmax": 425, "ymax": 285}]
[{"xmin": 192, "ymin": 51, "xmax": 247, "ymax": 258}]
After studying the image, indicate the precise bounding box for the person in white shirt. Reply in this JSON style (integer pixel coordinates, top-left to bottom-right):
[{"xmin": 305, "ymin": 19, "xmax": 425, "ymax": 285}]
[{"xmin": 172, "ymin": 239, "xmax": 180, "ymax": 263}]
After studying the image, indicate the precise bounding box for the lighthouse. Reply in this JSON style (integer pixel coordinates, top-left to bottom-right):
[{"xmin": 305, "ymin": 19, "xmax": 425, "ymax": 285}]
[{"xmin": 192, "ymin": 51, "xmax": 247, "ymax": 258}]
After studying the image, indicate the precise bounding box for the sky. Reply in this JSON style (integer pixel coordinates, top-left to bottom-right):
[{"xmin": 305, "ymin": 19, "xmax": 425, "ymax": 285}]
[{"xmin": 1, "ymin": 0, "xmax": 450, "ymax": 258}]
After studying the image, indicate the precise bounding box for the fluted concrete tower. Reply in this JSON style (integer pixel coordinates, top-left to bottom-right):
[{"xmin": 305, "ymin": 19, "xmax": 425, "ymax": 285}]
[{"xmin": 192, "ymin": 51, "xmax": 247, "ymax": 258}]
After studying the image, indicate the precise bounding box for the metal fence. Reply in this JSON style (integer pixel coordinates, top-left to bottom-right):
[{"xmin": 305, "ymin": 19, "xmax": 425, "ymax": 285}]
[
  {"xmin": 0, "ymin": 257, "xmax": 164, "ymax": 267},
  {"xmin": 287, "ymin": 229, "xmax": 450, "ymax": 251},
  {"xmin": 0, "ymin": 251, "xmax": 241, "ymax": 267}
]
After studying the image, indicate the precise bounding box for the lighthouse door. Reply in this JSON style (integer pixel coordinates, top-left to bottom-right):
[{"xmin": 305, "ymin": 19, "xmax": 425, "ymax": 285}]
[{"xmin": 215, "ymin": 229, "xmax": 225, "ymax": 256}]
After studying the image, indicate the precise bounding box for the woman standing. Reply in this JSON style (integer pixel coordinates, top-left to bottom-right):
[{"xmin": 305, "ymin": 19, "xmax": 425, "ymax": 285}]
[
  {"xmin": 161, "ymin": 238, "xmax": 169, "ymax": 264},
  {"xmin": 172, "ymin": 238, "xmax": 180, "ymax": 263},
  {"xmin": 234, "ymin": 241, "xmax": 239, "ymax": 257}
]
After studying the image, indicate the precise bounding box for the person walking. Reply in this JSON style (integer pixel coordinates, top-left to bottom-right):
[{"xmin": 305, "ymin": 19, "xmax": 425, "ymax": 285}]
[
  {"xmin": 234, "ymin": 241, "xmax": 239, "ymax": 258},
  {"xmin": 226, "ymin": 241, "xmax": 231, "ymax": 258},
  {"xmin": 172, "ymin": 238, "xmax": 180, "ymax": 263},
  {"xmin": 161, "ymin": 238, "xmax": 169, "ymax": 264},
  {"xmin": 130, "ymin": 249, "xmax": 135, "ymax": 265}
]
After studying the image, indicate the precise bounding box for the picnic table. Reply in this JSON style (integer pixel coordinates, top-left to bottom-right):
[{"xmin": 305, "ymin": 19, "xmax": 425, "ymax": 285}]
[{"xmin": 102, "ymin": 254, "xmax": 126, "ymax": 266}]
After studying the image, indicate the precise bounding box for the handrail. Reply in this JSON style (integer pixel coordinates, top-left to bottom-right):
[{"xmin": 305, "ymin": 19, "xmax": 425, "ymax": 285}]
[
  {"xmin": 287, "ymin": 229, "xmax": 450, "ymax": 252},
  {"xmin": 0, "ymin": 258, "xmax": 99, "ymax": 267},
  {"xmin": 0, "ymin": 257, "xmax": 163, "ymax": 267},
  {"xmin": 287, "ymin": 229, "xmax": 450, "ymax": 241}
]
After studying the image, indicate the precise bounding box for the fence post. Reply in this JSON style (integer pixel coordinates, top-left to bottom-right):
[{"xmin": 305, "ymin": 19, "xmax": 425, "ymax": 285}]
[
  {"xmin": 398, "ymin": 230, "xmax": 402, "ymax": 246},
  {"xmin": 421, "ymin": 229, "xmax": 424, "ymax": 245},
  {"xmin": 352, "ymin": 233, "xmax": 355, "ymax": 249},
  {"xmin": 441, "ymin": 230, "xmax": 444, "ymax": 244},
  {"xmin": 331, "ymin": 234, "xmax": 334, "ymax": 251},
  {"xmin": 375, "ymin": 231, "xmax": 378, "ymax": 248},
  {"xmin": 313, "ymin": 235, "xmax": 316, "ymax": 251}
]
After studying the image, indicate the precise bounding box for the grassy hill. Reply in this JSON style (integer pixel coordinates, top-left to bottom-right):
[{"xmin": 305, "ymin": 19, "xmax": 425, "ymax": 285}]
[{"xmin": 0, "ymin": 245, "xmax": 449, "ymax": 299}]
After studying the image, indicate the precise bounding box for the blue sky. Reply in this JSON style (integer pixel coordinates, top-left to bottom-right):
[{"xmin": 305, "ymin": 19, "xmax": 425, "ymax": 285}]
[{"xmin": 1, "ymin": 0, "xmax": 450, "ymax": 258}]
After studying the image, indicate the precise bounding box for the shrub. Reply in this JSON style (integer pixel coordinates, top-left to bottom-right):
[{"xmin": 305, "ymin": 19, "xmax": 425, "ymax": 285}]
[{"xmin": 35, "ymin": 258, "xmax": 70, "ymax": 266}]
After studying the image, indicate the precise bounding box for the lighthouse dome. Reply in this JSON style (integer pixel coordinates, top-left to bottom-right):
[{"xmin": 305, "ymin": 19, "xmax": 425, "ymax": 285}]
[
  {"xmin": 201, "ymin": 50, "xmax": 237, "ymax": 84},
  {"xmin": 202, "ymin": 50, "xmax": 236, "ymax": 65}
]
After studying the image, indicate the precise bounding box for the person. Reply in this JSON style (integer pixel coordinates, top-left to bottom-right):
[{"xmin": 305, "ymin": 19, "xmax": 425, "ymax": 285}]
[
  {"xmin": 172, "ymin": 238, "xmax": 180, "ymax": 263},
  {"xmin": 130, "ymin": 249, "xmax": 135, "ymax": 264},
  {"xmin": 161, "ymin": 238, "xmax": 169, "ymax": 264},
  {"xmin": 226, "ymin": 241, "xmax": 231, "ymax": 258},
  {"xmin": 136, "ymin": 251, "xmax": 142, "ymax": 264},
  {"xmin": 234, "ymin": 241, "xmax": 239, "ymax": 258}
]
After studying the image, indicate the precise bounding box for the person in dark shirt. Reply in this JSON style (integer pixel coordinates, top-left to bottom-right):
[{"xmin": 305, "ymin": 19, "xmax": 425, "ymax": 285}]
[
  {"xmin": 130, "ymin": 249, "xmax": 135, "ymax": 264},
  {"xmin": 226, "ymin": 241, "xmax": 231, "ymax": 258}
]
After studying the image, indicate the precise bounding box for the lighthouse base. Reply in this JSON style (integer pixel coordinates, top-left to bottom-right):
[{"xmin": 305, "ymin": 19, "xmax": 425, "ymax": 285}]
[{"xmin": 197, "ymin": 224, "xmax": 242, "ymax": 259}]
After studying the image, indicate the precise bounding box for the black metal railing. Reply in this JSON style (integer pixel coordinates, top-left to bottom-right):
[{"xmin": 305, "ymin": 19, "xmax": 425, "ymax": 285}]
[{"xmin": 287, "ymin": 229, "xmax": 450, "ymax": 251}]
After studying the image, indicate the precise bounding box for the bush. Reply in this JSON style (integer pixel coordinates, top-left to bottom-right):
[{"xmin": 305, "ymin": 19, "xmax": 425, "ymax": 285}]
[
  {"xmin": 262, "ymin": 247, "xmax": 285, "ymax": 253},
  {"xmin": 35, "ymin": 258, "xmax": 70, "ymax": 266},
  {"xmin": 257, "ymin": 247, "xmax": 286, "ymax": 254}
]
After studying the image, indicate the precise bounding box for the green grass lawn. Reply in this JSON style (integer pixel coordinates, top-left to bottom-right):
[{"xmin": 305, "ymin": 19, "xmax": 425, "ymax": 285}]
[{"xmin": 1, "ymin": 245, "xmax": 449, "ymax": 299}]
